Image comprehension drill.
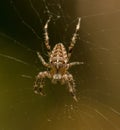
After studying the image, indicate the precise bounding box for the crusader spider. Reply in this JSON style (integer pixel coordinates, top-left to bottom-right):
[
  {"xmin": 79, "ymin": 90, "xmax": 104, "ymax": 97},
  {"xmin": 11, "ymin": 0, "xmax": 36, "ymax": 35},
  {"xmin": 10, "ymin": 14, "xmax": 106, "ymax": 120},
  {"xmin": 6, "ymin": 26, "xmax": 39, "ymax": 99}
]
[{"xmin": 34, "ymin": 17, "xmax": 83, "ymax": 101}]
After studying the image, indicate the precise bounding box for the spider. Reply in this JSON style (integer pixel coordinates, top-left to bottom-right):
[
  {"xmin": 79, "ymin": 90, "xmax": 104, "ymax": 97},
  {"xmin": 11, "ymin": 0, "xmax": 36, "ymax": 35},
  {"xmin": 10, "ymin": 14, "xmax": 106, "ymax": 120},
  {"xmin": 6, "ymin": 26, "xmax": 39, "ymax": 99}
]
[{"xmin": 34, "ymin": 16, "xmax": 83, "ymax": 102}]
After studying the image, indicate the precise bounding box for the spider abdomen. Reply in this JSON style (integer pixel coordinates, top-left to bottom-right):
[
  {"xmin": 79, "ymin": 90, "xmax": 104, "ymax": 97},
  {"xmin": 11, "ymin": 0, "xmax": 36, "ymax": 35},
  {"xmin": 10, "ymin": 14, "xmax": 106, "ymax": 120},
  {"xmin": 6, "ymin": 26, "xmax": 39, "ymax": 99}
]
[{"xmin": 50, "ymin": 43, "xmax": 68, "ymax": 64}]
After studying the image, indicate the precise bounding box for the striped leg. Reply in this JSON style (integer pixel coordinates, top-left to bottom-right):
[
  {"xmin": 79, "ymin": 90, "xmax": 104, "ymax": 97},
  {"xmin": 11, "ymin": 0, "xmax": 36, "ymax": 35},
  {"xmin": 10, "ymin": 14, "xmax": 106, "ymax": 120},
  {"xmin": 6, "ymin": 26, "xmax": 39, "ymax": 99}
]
[
  {"xmin": 62, "ymin": 73, "xmax": 78, "ymax": 102},
  {"xmin": 34, "ymin": 71, "xmax": 50, "ymax": 95},
  {"xmin": 37, "ymin": 52, "xmax": 50, "ymax": 68},
  {"xmin": 68, "ymin": 61, "xmax": 84, "ymax": 68},
  {"xmin": 44, "ymin": 16, "xmax": 52, "ymax": 54},
  {"xmin": 68, "ymin": 18, "xmax": 81, "ymax": 59}
]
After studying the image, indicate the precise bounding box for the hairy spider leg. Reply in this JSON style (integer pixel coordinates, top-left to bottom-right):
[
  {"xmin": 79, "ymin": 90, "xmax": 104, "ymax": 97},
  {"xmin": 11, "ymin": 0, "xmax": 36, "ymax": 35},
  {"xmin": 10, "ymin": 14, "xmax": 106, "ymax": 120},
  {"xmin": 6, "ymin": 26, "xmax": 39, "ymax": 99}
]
[
  {"xmin": 34, "ymin": 71, "xmax": 50, "ymax": 95},
  {"xmin": 68, "ymin": 17, "xmax": 81, "ymax": 59},
  {"xmin": 37, "ymin": 52, "xmax": 50, "ymax": 68},
  {"xmin": 44, "ymin": 16, "xmax": 52, "ymax": 54},
  {"xmin": 63, "ymin": 73, "xmax": 78, "ymax": 102},
  {"xmin": 68, "ymin": 61, "xmax": 84, "ymax": 68}
]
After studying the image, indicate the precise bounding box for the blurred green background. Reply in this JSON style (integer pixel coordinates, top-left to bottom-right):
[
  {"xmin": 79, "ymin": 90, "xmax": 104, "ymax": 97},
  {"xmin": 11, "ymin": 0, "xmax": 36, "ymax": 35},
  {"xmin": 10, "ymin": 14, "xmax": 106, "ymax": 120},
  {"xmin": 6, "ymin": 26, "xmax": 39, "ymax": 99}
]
[{"xmin": 0, "ymin": 0, "xmax": 120, "ymax": 130}]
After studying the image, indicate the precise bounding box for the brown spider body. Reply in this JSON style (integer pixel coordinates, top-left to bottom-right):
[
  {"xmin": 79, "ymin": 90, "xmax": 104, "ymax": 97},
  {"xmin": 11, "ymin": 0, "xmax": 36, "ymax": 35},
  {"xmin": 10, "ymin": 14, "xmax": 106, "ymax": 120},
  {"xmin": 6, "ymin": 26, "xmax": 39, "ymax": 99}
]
[
  {"xmin": 50, "ymin": 43, "xmax": 68, "ymax": 80},
  {"xmin": 34, "ymin": 17, "xmax": 83, "ymax": 101}
]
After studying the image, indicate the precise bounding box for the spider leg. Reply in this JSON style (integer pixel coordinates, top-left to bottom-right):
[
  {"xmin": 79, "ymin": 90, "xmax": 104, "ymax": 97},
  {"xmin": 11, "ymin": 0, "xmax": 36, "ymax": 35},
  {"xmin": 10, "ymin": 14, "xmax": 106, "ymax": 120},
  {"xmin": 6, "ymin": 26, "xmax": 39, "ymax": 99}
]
[
  {"xmin": 68, "ymin": 17, "xmax": 81, "ymax": 59},
  {"xmin": 34, "ymin": 71, "xmax": 50, "ymax": 95},
  {"xmin": 44, "ymin": 16, "xmax": 52, "ymax": 55},
  {"xmin": 62, "ymin": 73, "xmax": 78, "ymax": 102},
  {"xmin": 68, "ymin": 61, "xmax": 84, "ymax": 68},
  {"xmin": 37, "ymin": 52, "xmax": 50, "ymax": 68}
]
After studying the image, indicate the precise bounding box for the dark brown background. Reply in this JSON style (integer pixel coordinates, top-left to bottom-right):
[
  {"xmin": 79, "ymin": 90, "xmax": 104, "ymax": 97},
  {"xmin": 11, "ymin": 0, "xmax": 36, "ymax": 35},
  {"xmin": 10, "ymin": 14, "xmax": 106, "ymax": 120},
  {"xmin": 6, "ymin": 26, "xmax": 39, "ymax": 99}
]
[{"xmin": 0, "ymin": 0, "xmax": 120, "ymax": 130}]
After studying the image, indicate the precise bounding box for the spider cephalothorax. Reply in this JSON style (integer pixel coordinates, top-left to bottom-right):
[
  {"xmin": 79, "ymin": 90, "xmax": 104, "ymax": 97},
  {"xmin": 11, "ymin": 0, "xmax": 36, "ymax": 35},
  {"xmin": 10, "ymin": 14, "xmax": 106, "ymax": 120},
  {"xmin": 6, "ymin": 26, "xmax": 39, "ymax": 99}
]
[
  {"xmin": 34, "ymin": 17, "xmax": 83, "ymax": 101},
  {"xmin": 50, "ymin": 43, "xmax": 68, "ymax": 80}
]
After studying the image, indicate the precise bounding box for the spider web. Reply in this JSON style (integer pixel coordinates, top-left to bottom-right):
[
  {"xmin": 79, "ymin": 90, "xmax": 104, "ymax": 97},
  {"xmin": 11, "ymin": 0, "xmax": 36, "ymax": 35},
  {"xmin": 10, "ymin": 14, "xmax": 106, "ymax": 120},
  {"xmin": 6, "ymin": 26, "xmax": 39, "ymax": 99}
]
[{"xmin": 0, "ymin": 0, "xmax": 120, "ymax": 130}]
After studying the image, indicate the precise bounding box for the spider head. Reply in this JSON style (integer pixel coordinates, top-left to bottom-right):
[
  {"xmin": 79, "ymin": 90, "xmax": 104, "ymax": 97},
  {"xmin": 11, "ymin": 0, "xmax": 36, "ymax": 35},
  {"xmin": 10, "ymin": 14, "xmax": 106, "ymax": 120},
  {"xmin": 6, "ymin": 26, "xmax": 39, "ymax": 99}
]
[{"xmin": 50, "ymin": 61, "xmax": 67, "ymax": 80}]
